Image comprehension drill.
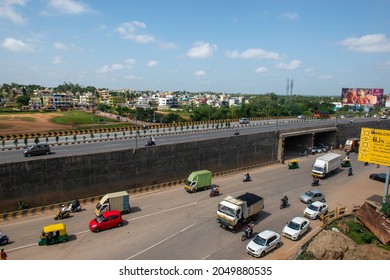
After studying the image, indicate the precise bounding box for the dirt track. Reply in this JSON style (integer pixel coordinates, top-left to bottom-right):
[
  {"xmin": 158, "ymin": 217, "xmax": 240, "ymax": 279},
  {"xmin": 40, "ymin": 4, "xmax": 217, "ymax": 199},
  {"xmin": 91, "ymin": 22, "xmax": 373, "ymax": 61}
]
[{"xmin": 0, "ymin": 113, "xmax": 70, "ymax": 135}]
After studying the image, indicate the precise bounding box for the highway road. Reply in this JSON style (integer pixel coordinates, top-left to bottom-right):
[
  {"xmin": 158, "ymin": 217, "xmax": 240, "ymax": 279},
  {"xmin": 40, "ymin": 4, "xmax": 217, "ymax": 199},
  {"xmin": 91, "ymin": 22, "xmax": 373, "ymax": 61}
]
[
  {"xmin": 1, "ymin": 150, "xmax": 384, "ymax": 260},
  {"xmin": 0, "ymin": 117, "xmax": 379, "ymax": 164}
]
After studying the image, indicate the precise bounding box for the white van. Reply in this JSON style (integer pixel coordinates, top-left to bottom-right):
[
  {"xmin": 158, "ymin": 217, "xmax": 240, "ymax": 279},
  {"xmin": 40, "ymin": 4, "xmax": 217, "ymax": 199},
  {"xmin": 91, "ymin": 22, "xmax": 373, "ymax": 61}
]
[{"xmin": 239, "ymin": 118, "xmax": 250, "ymax": 124}]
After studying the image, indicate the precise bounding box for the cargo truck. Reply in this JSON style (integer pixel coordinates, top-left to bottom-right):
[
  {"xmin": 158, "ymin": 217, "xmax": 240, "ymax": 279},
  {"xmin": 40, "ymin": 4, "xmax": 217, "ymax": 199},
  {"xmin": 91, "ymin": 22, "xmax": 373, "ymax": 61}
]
[
  {"xmin": 344, "ymin": 138, "xmax": 359, "ymax": 153},
  {"xmin": 312, "ymin": 153, "xmax": 341, "ymax": 178},
  {"xmin": 95, "ymin": 191, "xmax": 130, "ymax": 216},
  {"xmin": 216, "ymin": 192, "xmax": 264, "ymax": 232},
  {"xmin": 184, "ymin": 170, "xmax": 213, "ymax": 193}
]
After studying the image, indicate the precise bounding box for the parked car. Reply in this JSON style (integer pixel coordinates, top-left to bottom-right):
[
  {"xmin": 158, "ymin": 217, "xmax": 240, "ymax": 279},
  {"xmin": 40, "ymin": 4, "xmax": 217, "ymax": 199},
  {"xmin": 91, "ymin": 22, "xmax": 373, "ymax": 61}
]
[
  {"xmin": 24, "ymin": 144, "xmax": 51, "ymax": 157},
  {"xmin": 310, "ymin": 146, "xmax": 323, "ymax": 154},
  {"xmin": 297, "ymin": 115, "xmax": 305, "ymax": 120},
  {"xmin": 239, "ymin": 118, "xmax": 250, "ymax": 124},
  {"xmin": 369, "ymin": 173, "xmax": 389, "ymax": 183},
  {"xmin": 303, "ymin": 201, "xmax": 329, "ymax": 220},
  {"xmin": 89, "ymin": 210, "xmax": 123, "ymax": 232},
  {"xmin": 300, "ymin": 189, "xmax": 326, "ymax": 204},
  {"xmin": 317, "ymin": 143, "xmax": 329, "ymax": 152},
  {"xmin": 246, "ymin": 230, "xmax": 281, "ymax": 258},
  {"xmin": 282, "ymin": 217, "xmax": 310, "ymax": 241}
]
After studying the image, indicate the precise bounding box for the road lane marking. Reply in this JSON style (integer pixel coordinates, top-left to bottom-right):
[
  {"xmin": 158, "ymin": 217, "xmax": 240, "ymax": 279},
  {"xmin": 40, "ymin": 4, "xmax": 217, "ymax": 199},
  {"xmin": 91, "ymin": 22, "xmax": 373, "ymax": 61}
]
[
  {"xmin": 126, "ymin": 223, "xmax": 196, "ymax": 260},
  {"xmin": 127, "ymin": 202, "xmax": 197, "ymax": 222},
  {"xmin": 104, "ymin": 143, "xmax": 123, "ymax": 147}
]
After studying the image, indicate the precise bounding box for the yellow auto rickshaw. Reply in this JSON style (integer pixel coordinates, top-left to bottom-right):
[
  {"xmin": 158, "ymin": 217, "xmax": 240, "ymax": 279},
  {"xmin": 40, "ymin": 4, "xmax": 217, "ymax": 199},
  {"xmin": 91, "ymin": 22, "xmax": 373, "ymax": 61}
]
[
  {"xmin": 341, "ymin": 158, "xmax": 351, "ymax": 167},
  {"xmin": 288, "ymin": 159, "xmax": 299, "ymax": 169},
  {"xmin": 38, "ymin": 223, "xmax": 68, "ymax": 246}
]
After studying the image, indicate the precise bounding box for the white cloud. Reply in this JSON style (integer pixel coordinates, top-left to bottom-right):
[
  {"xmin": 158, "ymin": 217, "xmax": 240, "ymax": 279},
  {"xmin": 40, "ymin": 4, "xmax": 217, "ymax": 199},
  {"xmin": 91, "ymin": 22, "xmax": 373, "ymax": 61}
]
[
  {"xmin": 226, "ymin": 48, "xmax": 281, "ymax": 60},
  {"xmin": 318, "ymin": 75, "xmax": 333, "ymax": 80},
  {"xmin": 96, "ymin": 59, "xmax": 136, "ymax": 73},
  {"xmin": 340, "ymin": 33, "xmax": 390, "ymax": 52},
  {"xmin": 255, "ymin": 67, "xmax": 269, "ymax": 74},
  {"xmin": 54, "ymin": 42, "xmax": 71, "ymax": 50},
  {"xmin": 380, "ymin": 60, "xmax": 390, "ymax": 67},
  {"xmin": 52, "ymin": 55, "xmax": 63, "ymax": 64},
  {"xmin": 195, "ymin": 70, "xmax": 206, "ymax": 76},
  {"xmin": 116, "ymin": 21, "xmax": 155, "ymax": 43},
  {"xmin": 1, "ymin": 37, "xmax": 33, "ymax": 52},
  {"xmin": 187, "ymin": 42, "xmax": 217, "ymax": 58},
  {"xmin": 279, "ymin": 11, "xmax": 299, "ymax": 20},
  {"xmin": 305, "ymin": 68, "xmax": 316, "ymax": 76},
  {"xmin": 0, "ymin": 0, "xmax": 28, "ymax": 24},
  {"xmin": 46, "ymin": 0, "xmax": 90, "ymax": 15},
  {"xmin": 147, "ymin": 60, "xmax": 158, "ymax": 67},
  {"xmin": 275, "ymin": 59, "xmax": 301, "ymax": 70},
  {"xmin": 125, "ymin": 75, "xmax": 141, "ymax": 80}
]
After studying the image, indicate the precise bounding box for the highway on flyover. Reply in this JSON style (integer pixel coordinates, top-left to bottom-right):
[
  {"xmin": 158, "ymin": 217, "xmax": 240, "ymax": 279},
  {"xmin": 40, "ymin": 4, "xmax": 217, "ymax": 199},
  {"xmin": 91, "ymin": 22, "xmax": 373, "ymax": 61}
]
[
  {"xmin": 0, "ymin": 117, "xmax": 377, "ymax": 164},
  {"xmin": 1, "ymin": 151, "xmax": 384, "ymax": 260}
]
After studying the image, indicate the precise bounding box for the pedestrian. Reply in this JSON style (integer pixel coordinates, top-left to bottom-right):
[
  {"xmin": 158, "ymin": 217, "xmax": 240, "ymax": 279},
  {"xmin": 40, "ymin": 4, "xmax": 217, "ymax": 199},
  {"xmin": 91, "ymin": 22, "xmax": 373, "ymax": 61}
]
[{"xmin": 1, "ymin": 248, "xmax": 7, "ymax": 260}]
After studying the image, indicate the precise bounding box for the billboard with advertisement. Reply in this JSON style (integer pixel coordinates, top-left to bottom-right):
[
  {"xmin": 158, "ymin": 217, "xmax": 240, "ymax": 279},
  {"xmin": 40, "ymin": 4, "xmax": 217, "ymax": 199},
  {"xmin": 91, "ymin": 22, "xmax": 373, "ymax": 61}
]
[
  {"xmin": 341, "ymin": 88, "xmax": 383, "ymax": 106},
  {"xmin": 358, "ymin": 127, "xmax": 390, "ymax": 166}
]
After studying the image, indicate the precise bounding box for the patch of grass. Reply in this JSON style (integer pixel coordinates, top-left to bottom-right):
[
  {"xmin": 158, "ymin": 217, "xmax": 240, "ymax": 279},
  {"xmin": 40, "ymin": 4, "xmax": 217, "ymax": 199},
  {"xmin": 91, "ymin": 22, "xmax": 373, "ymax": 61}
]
[
  {"xmin": 296, "ymin": 251, "xmax": 316, "ymax": 260},
  {"xmin": 50, "ymin": 111, "xmax": 111, "ymax": 125}
]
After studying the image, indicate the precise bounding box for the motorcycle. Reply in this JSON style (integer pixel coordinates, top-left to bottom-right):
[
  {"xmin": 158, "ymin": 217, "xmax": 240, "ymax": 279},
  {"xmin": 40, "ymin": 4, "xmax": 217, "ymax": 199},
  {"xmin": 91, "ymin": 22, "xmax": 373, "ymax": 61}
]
[
  {"xmin": 311, "ymin": 178, "xmax": 320, "ymax": 187},
  {"xmin": 243, "ymin": 174, "xmax": 252, "ymax": 182},
  {"xmin": 234, "ymin": 130, "xmax": 240, "ymax": 136},
  {"xmin": 54, "ymin": 209, "xmax": 70, "ymax": 220},
  {"xmin": 68, "ymin": 199, "xmax": 81, "ymax": 212},
  {"xmin": 0, "ymin": 233, "xmax": 10, "ymax": 246},
  {"xmin": 241, "ymin": 226, "xmax": 253, "ymax": 241},
  {"xmin": 280, "ymin": 196, "xmax": 289, "ymax": 209},
  {"xmin": 145, "ymin": 140, "xmax": 156, "ymax": 146},
  {"xmin": 209, "ymin": 185, "xmax": 220, "ymax": 197}
]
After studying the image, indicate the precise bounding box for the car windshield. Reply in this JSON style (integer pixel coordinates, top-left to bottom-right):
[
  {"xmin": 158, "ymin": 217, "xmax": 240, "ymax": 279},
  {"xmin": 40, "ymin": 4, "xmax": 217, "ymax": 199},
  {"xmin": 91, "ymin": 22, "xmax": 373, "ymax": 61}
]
[
  {"xmin": 287, "ymin": 221, "xmax": 300, "ymax": 230},
  {"xmin": 95, "ymin": 215, "xmax": 104, "ymax": 223},
  {"xmin": 218, "ymin": 204, "xmax": 235, "ymax": 217},
  {"xmin": 305, "ymin": 191, "xmax": 314, "ymax": 197},
  {"xmin": 252, "ymin": 235, "xmax": 267, "ymax": 246},
  {"xmin": 312, "ymin": 166, "xmax": 324, "ymax": 172},
  {"xmin": 308, "ymin": 204, "xmax": 320, "ymax": 211}
]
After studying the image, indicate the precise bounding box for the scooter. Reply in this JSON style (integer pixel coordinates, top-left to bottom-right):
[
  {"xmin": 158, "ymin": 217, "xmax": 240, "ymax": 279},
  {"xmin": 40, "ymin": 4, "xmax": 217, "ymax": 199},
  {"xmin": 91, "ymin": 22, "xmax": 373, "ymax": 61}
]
[
  {"xmin": 209, "ymin": 188, "xmax": 220, "ymax": 197},
  {"xmin": 54, "ymin": 209, "xmax": 70, "ymax": 220},
  {"xmin": 243, "ymin": 175, "xmax": 252, "ymax": 182},
  {"xmin": 0, "ymin": 234, "xmax": 10, "ymax": 245},
  {"xmin": 311, "ymin": 178, "xmax": 320, "ymax": 187},
  {"xmin": 241, "ymin": 226, "xmax": 253, "ymax": 241},
  {"xmin": 234, "ymin": 130, "xmax": 240, "ymax": 136},
  {"xmin": 280, "ymin": 196, "xmax": 289, "ymax": 209},
  {"xmin": 68, "ymin": 200, "xmax": 82, "ymax": 213}
]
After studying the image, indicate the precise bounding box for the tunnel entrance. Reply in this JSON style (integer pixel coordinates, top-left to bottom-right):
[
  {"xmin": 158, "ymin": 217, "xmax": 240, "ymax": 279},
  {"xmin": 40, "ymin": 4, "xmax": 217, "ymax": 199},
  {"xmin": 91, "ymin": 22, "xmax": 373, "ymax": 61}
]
[{"xmin": 280, "ymin": 128, "xmax": 338, "ymax": 161}]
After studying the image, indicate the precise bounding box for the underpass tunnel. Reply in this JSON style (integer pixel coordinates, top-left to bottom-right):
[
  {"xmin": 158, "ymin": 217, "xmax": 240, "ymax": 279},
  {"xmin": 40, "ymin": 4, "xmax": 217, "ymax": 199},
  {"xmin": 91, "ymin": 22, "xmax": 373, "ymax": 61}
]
[
  {"xmin": 313, "ymin": 131, "xmax": 338, "ymax": 150},
  {"xmin": 282, "ymin": 134, "xmax": 313, "ymax": 160}
]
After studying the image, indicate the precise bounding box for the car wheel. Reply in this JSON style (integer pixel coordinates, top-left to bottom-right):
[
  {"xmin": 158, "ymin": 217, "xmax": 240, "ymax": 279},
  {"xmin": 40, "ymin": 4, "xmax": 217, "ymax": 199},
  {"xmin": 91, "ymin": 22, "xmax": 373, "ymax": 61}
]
[
  {"xmin": 117, "ymin": 222, "xmax": 122, "ymax": 227},
  {"xmin": 95, "ymin": 228, "xmax": 100, "ymax": 233},
  {"xmin": 321, "ymin": 199, "xmax": 326, "ymax": 202},
  {"xmin": 308, "ymin": 200, "xmax": 312, "ymax": 204},
  {"xmin": 260, "ymin": 251, "xmax": 266, "ymax": 258},
  {"xmin": 27, "ymin": 154, "xmax": 32, "ymax": 157},
  {"xmin": 276, "ymin": 242, "xmax": 281, "ymax": 249},
  {"xmin": 45, "ymin": 151, "xmax": 50, "ymax": 155}
]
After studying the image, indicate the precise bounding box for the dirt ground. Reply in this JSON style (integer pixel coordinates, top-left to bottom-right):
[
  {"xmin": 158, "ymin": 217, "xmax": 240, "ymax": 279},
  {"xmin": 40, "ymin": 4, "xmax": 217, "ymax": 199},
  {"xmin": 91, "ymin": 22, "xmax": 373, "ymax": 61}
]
[{"xmin": 0, "ymin": 113, "xmax": 71, "ymax": 135}]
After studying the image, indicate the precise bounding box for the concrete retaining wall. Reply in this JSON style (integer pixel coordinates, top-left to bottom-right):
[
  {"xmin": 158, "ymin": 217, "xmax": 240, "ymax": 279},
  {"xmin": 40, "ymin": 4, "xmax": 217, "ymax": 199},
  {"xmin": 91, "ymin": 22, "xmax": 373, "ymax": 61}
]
[{"xmin": 1, "ymin": 120, "xmax": 389, "ymax": 213}]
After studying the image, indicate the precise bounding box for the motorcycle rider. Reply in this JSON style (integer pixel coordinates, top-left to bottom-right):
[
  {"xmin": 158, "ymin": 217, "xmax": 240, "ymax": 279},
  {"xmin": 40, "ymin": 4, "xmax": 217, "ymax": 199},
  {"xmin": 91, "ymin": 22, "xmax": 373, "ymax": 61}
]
[
  {"xmin": 244, "ymin": 221, "xmax": 254, "ymax": 239},
  {"xmin": 244, "ymin": 173, "xmax": 251, "ymax": 181},
  {"xmin": 211, "ymin": 184, "xmax": 219, "ymax": 196},
  {"xmin": 60, "ymin": 204, "xmax": 67, "ymax": 218},
  {"xmin": 312, "ymin": 176, "xmax": 319, "ymax": 186},
  {"xmin": 281, "ymin": 195, "xmax": 288, "ymax": 207}
]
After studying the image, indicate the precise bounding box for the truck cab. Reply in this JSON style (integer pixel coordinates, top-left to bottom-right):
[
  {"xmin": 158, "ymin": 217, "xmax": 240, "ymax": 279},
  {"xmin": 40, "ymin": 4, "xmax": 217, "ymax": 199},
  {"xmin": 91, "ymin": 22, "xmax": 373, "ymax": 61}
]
[{"xmin": 217, "ymin": 200, "xmax": 242, "ymax": 230}]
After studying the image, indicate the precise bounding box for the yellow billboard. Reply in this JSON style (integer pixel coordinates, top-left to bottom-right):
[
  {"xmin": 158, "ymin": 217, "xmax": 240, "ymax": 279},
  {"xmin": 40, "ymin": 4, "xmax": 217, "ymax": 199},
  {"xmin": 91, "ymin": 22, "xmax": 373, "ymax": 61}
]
[{"xmin": 358, "ymin": 127, "xmax": 390, "ymax": 166}]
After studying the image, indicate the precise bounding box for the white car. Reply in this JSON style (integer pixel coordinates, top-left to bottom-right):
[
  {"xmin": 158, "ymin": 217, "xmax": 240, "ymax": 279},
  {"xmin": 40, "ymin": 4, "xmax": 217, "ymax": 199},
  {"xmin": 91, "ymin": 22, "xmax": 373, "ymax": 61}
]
[
  {"xmin": 303, "ymin": 201, "xmax": 329, "ymax": 220},
  {"xmin": 246, "ymin": 230, "xmax": 281, "ymax": 258},
  {"xmin": 282, "ymin": 217, "xmax": 310, "ymax": 240}
]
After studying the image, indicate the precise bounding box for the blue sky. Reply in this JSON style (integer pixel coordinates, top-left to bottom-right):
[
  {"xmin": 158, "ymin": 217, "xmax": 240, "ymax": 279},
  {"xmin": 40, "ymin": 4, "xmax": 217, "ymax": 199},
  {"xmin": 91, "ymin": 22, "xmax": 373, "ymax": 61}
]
[{"xmin": 1, "ymin": 0, "xmax": 390, "ymax": 96}]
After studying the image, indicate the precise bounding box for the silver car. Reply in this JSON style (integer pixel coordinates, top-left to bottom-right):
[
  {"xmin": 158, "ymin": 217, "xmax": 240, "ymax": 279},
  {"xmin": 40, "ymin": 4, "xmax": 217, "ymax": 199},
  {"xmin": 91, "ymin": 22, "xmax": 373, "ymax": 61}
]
[{"xmin": 299, "ymin": 189, "xmax": 325, "ymax": 204}]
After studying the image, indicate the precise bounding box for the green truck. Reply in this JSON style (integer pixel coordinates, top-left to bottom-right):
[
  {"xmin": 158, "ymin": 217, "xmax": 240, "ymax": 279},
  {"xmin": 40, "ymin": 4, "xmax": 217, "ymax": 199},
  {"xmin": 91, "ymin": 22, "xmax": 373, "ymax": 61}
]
[{"xmin": 184, "ymin": 170, "xmax": 213, "ymax": 193}]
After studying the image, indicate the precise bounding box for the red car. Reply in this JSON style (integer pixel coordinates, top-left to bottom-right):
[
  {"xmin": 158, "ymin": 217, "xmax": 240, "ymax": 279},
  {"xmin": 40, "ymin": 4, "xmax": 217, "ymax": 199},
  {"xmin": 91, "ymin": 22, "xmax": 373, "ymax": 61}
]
[{"xmin": 89, "ymin": 210, "xmax": 123, "ymax": 232}]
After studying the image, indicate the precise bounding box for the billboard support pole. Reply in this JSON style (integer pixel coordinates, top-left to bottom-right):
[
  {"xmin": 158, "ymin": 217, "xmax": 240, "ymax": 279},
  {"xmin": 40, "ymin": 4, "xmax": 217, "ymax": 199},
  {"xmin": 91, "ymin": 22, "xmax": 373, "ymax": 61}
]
[{"xmin": 384, "ymin": 167, "xmax": 390, "ymax": 204}]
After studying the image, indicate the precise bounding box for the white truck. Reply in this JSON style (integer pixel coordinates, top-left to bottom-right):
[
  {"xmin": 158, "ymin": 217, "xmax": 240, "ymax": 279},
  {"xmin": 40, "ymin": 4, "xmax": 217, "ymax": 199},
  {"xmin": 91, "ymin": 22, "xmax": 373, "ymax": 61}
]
[
  {"xmin": 95, "ymin": 191, "xmax": 131, "ymax": 216},
  {"xmin": 312, "ymin": 153, "xmax": 341, "ymax": 178},
  {"xmin": 216, "ymin": 192, "xmax": 264, "ymax": 232}
]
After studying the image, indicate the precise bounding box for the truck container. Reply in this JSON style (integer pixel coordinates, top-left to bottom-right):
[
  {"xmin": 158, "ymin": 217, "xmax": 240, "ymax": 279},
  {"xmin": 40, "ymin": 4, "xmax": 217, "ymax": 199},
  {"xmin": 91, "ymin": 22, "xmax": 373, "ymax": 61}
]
[
  {"xmin": 344, "ymin": 138, "xmax": 359, "ymax": 153},
  {"xmin": 216, "ymin": 192, "xmax": 264, "ymax": 232},
  {"xmin": 184, "ymin": 170, "xmax": 212, "ymax": 193},
  {"xmin": 95, "ymin": 191, "xmax": 130, "ymax": 216},
  {"xmin": 312, "ymin": 153, "xmax": 341, "ymax": 178}
]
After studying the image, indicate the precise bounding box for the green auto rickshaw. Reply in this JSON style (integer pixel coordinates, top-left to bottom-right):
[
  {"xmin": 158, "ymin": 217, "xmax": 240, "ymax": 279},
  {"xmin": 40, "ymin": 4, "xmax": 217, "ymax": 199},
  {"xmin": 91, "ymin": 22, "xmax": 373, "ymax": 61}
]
[
  {"xmin": 288, "ymin": 159, "xmax": 299, "ymax": 169},
  {"xmin": 341, "ymin": 158, "xmax": 351, "ymax": 167},
  {"xmin": 38, "ymin": 223, "xmax": 69, "ymax": 246}
]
